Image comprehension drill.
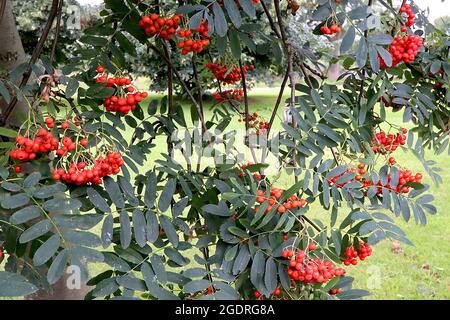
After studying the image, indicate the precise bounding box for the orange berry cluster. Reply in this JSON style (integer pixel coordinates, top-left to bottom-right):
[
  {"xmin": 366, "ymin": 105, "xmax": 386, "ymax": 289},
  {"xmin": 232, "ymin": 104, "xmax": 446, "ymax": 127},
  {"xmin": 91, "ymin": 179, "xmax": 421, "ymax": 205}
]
[
  {"xmin": 206, "ymin": 62, "xmax": 254, "ymax": 85},
  {"xmin": 177, "ymin": 20, "xmax": 210, "ymax": 55},
  {"xmin": 139, "ymin": 13, "xmax": 183, "ymax": 40},
  {"xmin": 238, "ymin": 162, "xmax": 261, "ymax": 180},
  {"xmin": 320, "ymin": 24, "xmax": 342, "ymax": 35},
  {"xmin": 327, "ymin": 165, "xmax": 364, "ymax": 187},
  {"xmin": 51, "ymin": 152, "xmax": 124, "ymax": 186},
  {"xmin": 239, "ymin": 112, "xmax": 269, "ymax": 137},
  {"xmin": 10, "ymin": 121, "xmax": 92, "ymax": 174},
  {"xmin": 10, "ymin": 129, "xmax": 59, "ymax": 163},
  {"xmin": 212, "ymin": 89, "xmax": 244, "ymax": 104},
  {"xmin": 342, "ymin": 241, "xmax": 372, "ymax": 266},
  {"xmin": 380, "ymin": 34, "xmax": 423, "ymax": 68},
  {"xmin": 95, "ymin": 66, "xmax": 148, "ymax": 115},
  {"xmin": 371, "ymin": 128, "xmax": 408, "ymax": 154},
  {"xmin": 282, "ymin": 248, "xmax": 346, "ymax": 284},
  {"xmin": 255, "ymin": 188, "xmax": 307, "ymax": 215}
]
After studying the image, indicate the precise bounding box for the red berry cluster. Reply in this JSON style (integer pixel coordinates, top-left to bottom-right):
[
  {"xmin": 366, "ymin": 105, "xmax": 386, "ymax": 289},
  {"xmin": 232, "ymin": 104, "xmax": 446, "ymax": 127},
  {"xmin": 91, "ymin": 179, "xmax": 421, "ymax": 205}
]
[
  {"xmin": 327, "ymin": 165, "xmax": 364, "ymax": 187},
  {"xmin": 55, "ymin": 136, "xmax": 77, "ymax": 157},
  {"xmin": 342, "ymin": 241, "xmax": 372, "ymax": 266},
  {"xmin": 380, "ymin": 34, "xmax": 423, "ymax": 68},
  {"xmin": 10, "ymin": 129, "xmax": 59, "ymax": 162},
  {"xmin": 253, "ymin": 287, "xmax": 280, "ymax": 299},
  {"xmin": 320, "ymin": 24, "xmax": 342, "ymax": 35},
  {"xmin": 51, "ymin": 152, "xmax": 124, "ymax": 185},
  {"xmin": 239, "ymin": 112, "xmax": 269, "ymax": 137},
  {"xmin": 434, "ymin": 82, "xmax": 444, "ymax": 89},
  {"xmin": 399, "ymin": 3, "xmax": 415, "ymax": 28},
  {"xmin": 282, "ymin": 248, "xmax": 346, "ymax": 284},
  {"xmin": 138, "ymin": 13, "xmax": 210, "ymax": 54},
  {"xmin": 177, "ymin": 20, "xmax": 210, "ymax": 55},
  {"xmin": 362, "ymin": 168, "xmax": 423, "ymax": 195},
  {"xmin": 238, "ymin": 162, "xmax": 261, "ymax": 180},
  {"xmin": 95, "ymin": 72, "xmax": 132, "ymax": 88},
  {"xmin": 212, "ymin": 89, "xmax": 244, "ymax": 104},
  {"xmin": 205, "ymin": 62, "xmax": 254, "ymax": 85},
  {"xmin": 103, "ymin": 92, "xmax": 147, "ymax": 115},
  {"xmin": 45, "ymin": 116, "xmax": 81, "ymax": 130},
  {"xmin": 255, "ymin": 188, "xmax": 307, "ymax": 215},
  {"xmin": 329, "ymin": 288, "xmax": 344, "ymax": 295},
  {"xmin": 371, "ymin": 128, "xmax": 408, "ymax": 154},
  {"xmin": 95, "ymin": 67, "xmax": 148, "ymax": 115},
  {"xmin": 380, "ymin": 95, "xmax": 406, "ymax": 109},
  {"xmin": 139, "ymin": 13, "xmax": 183, "ymax": 40}
]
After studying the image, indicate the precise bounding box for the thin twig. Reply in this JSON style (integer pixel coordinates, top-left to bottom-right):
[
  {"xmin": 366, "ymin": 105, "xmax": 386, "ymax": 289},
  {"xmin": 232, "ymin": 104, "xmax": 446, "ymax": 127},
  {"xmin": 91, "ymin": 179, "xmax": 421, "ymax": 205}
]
[
  {"xmin": 55, "ymin": 91, "xmax": 81, "ymax": 118},
  {"xmin": 162, "ymin": 43, "xmax": 174, "ymax": 115},
  {"xmin": 191, "ymin": 55, "xmax": 204, "ymax": 121},
  {"xmin": 50, "ymin": 0, "xmax": 64, "ymax": 66},
  {"xmin": 302, "ymin": 62, "xmax": 326, "ymax": 80},
  {"xmin": 267, "ymin": 67, "xmax": 289, "ymax": 136},
  {"xmin": 260, "ymin": 0, "xmax": 282, "ymax": 39},
  {"xmin": 273, "ymin": 0, "xmax": 288, "ymax": 44},
  {"xmin": 162, "ymin": 42, "xmax": 174, "ymax": 154},
  {"xmin": 239, "ymin": 59, "xmax": 250, "ymax": 145},
  {"xmin": 357, "ymin": 0, "xmax": 374, "ymax": 106}
]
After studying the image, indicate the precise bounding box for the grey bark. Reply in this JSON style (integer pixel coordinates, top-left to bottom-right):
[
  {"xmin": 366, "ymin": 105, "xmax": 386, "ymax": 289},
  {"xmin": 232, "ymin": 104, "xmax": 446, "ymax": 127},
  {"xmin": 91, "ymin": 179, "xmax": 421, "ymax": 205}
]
[{"xmin": 327, "ymin": 33, "xmax": 344, "ymax": 81}]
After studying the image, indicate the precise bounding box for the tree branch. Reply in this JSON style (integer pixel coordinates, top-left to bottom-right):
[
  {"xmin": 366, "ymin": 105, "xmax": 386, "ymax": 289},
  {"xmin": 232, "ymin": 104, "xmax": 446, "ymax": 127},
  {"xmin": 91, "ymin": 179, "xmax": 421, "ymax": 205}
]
[
  {"xmin": 50, "ymin": 0, "xmax": 63, "ymax": 66},
  {"xmin": 191, "ymin": 55, "xmax": 204, "ymax": 122},
  {"xmin": 55, "ymin": 91, "xmax": 81, "ymax": 118},
  {"xmin": 1, "ymin": 0, "xmax": 61, "ymax": 126},
  {"xmin": 238, "ymin": 59, "xmax": 250, "ymax": 143},
  {"xmin": 267, "ymin": 66, "xmax": 289, "ymax": 136},
  {"xmin": 273, "ymin": 0, "xmax": 288, "ymax": 45},
  {"xmin": 260, "ymin": 0, "xmax": 282, "ymax": 39}
]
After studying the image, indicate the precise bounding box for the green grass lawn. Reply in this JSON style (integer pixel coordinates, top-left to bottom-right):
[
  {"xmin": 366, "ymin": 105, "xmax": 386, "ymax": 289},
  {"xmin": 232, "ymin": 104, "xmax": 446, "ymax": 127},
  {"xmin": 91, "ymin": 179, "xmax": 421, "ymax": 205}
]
[{"xmin": 2, "ymin": 87, "xmax": 448, "ymax": 300}]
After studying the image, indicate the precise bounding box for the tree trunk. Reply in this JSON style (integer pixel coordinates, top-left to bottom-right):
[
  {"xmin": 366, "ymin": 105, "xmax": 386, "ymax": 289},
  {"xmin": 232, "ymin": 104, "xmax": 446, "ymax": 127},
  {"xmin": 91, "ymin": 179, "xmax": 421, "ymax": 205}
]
[
  {"xmin": 0, "ymin": 0, "xmax": 29, "ymax": 128},
  {"xmin": 26, "ymin": 274, "xmax": 91, "ymax": 300},
  {"xmin": 0, "ymin": 0, "xmax": 90, "ymax": 300},
  {"xmin": 327, "ymin": 33, "xmax": 343, "ymax": 81}
]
